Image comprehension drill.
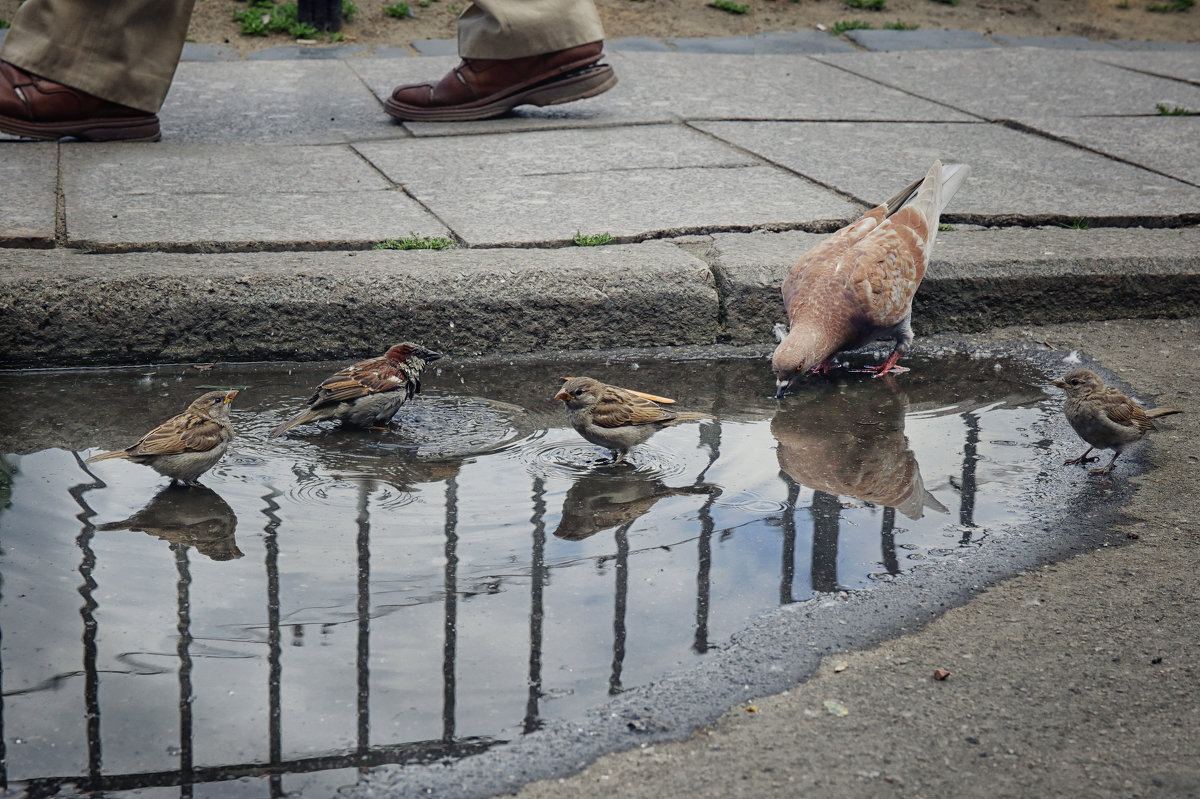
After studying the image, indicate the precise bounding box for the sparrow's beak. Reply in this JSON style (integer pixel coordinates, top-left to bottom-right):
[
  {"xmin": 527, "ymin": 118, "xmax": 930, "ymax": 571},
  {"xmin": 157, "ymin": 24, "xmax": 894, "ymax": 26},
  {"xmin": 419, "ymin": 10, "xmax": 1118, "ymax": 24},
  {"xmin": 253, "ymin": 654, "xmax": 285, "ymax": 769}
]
[
  {"xmin": 424, "ymin": 350, "xmax": 443, "ymax": 363},
  {"xmin": 224, "ymin": 390, "xmax": 239, "ymax": 403},
  {"xmin": 554, "ymin": 391, "xmax": 570, "ymax": 401},
  {"xmin": 1050, "ymin": 380, "xmax": 1067, "ymax": 390}
]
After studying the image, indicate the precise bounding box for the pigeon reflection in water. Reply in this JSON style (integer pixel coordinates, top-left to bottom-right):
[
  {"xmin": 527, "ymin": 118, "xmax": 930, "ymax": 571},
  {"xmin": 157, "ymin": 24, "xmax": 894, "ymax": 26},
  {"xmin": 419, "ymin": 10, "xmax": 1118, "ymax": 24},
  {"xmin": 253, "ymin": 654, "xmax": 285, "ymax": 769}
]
[
  {"xmin": 772, "ymin": 379, "xmax": 946, "ymax": 521},
  {"xmin": 98, "ymin": 485, "xmax": 243, "ymax": 561},
  {"xmin": 555, "ymin": 473, "xmax": 716, "ymax": 541}
]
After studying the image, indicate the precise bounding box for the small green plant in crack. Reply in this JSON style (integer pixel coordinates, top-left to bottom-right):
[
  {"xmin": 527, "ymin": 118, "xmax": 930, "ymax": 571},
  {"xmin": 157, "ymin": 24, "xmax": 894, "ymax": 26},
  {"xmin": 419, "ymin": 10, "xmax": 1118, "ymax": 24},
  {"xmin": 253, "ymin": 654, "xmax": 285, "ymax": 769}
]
[
  {"xmin": 343, "ymin": 0, "xmax": 358, "ymax": 20},
  {"xmin": 0, "ymin": 19, "xmax": 11, "ymax": 28},
  {"xmin": 708, "ymin": 0, "xmax": 751, "ymax": 12},
  {"xmin": 573, "ymin": 231, "xmax": 614, "ymax": 246},
  {"xmin": 846, "ymin": 0, "xmax": 887, "ymax": 10},
  {"xmin": 930, "ymin": 0, "xmax": 959, "ymax": 5},
  {"xmin": 938, "ymin": 223, "xmax": 956, "ymax": 231},
  {"xmin": 386, "ymin": 2, "xmax": 413, "ymax": 17},
  {"xmin": 1059, "ymin": 217, "xmax": 1091, "ymax": 230},
  {"xmin": 883, "ymin": 19, "xmax": 918, "ymax": 27},
  {"xmin": 830, "ymin": 19, "xmax": 872, "ymax": 33},
  {"xmin": 1156, "ymin": 103, "xmax": 1193, "ymax": 115},
  {"xmin": 1147, "ymin": 0, "xmax": 1193, "ymax": 11},
  {"xmin": 374, "ymin": 233, "xmax": 457, "ymax": 250}
]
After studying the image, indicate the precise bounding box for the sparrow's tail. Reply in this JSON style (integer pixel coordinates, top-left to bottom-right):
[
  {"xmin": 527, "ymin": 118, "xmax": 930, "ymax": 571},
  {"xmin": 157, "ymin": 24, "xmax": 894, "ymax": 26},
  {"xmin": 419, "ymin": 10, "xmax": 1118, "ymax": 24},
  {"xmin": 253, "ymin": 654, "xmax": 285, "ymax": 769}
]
[
  {"xmin": 270, "ymin": 410, "xmax": 321, "ymax": 437},
  {"xmin": 1145, "ymin": 407, "xmax": 1182, "ymax": 419},
  {"xmin": 85, "ymin": 449, "xmax": 129, "ymax": 463},
  {"xmin": 670, "ymin": 411, "xmax": 715, "ymax": 423}
]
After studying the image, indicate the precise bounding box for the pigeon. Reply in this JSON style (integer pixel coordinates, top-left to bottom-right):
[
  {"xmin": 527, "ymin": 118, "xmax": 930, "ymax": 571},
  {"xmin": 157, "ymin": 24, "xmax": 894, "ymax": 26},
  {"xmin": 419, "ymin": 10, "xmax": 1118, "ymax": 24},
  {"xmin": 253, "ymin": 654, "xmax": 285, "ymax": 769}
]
[
  {"xmin": 86, "ymin": 389, "xmax": 238, "ymax": 486},
  {"xmin": 1051, "ymin": 368, "xmax": 1180, "ymax": 475},
  {"xmin": 271, "ymin": 342, "xmax": 441, "ymax": 436},
  {"xmin": 554, "ymin": 376, "xmax": 711, "ymax": 464},
  {"xmin": 772, "ymin": 160, "xmax": 969, "ymax": 398}
]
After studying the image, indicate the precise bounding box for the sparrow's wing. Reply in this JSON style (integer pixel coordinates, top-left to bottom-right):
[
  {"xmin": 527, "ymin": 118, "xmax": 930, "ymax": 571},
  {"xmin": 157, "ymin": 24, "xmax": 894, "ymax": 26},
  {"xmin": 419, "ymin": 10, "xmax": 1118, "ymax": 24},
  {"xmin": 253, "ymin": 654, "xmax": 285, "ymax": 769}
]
[
  {"xmin": 591, "ymin": 386, "xmax": 677, "ymax": 428},
  {"xmin": 310, "ymin": 357, "xmax": 407, "ymax": 407},
  {"xmin": 1102, "ymin": 396, "xmax": 1158, "ymax": 432},
  {"xmin": 126, "ymin": 412, "xmax": 225, "ymax": 456},
  {"xmin": 624, "ymin": 388, "xmax": 676, "ymax": 405}
]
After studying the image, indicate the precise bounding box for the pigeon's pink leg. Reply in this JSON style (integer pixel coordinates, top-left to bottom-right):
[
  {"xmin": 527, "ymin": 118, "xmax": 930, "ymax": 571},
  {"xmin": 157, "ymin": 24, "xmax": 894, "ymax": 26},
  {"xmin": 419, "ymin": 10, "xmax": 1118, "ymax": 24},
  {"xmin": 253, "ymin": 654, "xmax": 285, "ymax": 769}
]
[
  {"xmin": 857, "ymin": 349, "xmax": 909, "ymax": 378},
  {"xmin": 810, "ymin": 357, "xmax": 838, "ymax": 376}
]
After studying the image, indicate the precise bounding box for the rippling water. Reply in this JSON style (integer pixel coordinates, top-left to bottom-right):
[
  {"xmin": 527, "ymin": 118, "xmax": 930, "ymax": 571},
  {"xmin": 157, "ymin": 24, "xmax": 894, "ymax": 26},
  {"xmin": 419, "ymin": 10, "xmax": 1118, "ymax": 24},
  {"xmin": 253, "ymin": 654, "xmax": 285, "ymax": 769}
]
[{"xmin": 0, "ymin": 352, "xmax": 1055, "ymax": 797}]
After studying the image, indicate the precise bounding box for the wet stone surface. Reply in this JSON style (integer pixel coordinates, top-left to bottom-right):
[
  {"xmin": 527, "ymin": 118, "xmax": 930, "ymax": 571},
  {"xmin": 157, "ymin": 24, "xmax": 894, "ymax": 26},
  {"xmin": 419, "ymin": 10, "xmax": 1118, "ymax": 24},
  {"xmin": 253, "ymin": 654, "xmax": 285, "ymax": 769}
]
[{"xmin": 0, "ymin": 351, "xmax": 1064, "ymax": 797}]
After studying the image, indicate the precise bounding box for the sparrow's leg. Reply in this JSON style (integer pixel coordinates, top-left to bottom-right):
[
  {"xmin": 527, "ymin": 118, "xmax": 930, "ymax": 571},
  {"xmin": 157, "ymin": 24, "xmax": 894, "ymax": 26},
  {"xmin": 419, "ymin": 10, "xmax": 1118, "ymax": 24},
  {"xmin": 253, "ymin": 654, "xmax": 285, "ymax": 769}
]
[
  {"xmin": 1089, "ymin": 452, "xmax": 1120, "ymax": 475},
  {"xmin": 612, "ymin": 450, "xmax": 626, "ymax": 465},
  {"xmin": 1064, "ymin": 448, "xmax": 1098, "ymax": 466}
]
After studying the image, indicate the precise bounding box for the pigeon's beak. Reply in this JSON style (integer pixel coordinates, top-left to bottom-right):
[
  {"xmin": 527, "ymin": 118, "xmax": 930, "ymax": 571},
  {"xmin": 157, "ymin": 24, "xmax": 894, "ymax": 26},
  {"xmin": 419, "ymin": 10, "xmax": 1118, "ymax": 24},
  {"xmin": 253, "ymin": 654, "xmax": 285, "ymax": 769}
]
[{"xmin": 774, "ymin": 380, "xmax": 790, "ymax": 400}]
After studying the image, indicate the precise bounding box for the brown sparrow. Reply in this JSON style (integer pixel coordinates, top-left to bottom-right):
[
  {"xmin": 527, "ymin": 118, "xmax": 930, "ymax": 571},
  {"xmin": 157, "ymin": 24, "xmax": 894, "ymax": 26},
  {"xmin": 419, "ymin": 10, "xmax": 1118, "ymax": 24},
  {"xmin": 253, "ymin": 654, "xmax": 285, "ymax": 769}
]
[
  {"xmin": 271, "ymin": 342, "xmax": 441, "ymax": 436},
  {"xmin": 1051, "ymin": 368, "xmax": 1181, "ymax": 475},
  {"xmin": 772, "ymin": 160, "xmax": 969, "ymax": 398},
  {"xmin": 98, "ymin": 485, "xmax": 243, "ymax": 561},
  {"xmin": 554, "ymin": 376, "xmax": 712, "ymax": 464},
  {"xmin": 86, "ymin": 390, "xmax": 238, "ymax": 486}
]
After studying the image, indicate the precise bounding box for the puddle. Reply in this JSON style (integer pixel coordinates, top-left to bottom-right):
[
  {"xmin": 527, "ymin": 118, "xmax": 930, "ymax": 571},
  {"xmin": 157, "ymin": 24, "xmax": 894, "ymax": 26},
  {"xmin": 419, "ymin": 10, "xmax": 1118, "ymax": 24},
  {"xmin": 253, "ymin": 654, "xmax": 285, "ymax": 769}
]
[{"xmin": 0, "ymin": 352, "xmax": 1056, "ymax": 797}]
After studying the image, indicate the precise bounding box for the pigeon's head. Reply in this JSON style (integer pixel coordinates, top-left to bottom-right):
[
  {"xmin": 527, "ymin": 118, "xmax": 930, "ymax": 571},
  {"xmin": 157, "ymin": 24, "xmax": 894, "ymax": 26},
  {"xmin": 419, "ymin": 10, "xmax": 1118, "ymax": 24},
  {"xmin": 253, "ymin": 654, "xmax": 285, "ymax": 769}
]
[{"xmin": 771, "ymin": 329, "xmax": 826, "ymax": 399}]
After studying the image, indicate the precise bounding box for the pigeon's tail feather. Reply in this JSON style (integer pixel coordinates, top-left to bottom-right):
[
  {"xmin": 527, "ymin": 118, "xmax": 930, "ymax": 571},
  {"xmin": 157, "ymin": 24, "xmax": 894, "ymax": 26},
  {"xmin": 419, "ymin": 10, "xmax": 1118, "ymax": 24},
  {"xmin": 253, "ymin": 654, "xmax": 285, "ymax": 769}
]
[
  {"xmin": 937, "ymin": 162, "xmax": 970, "ymax": 215},
  {"xmin": 883, "ymin": 175, "xmax": 926, "ymax": 216}
]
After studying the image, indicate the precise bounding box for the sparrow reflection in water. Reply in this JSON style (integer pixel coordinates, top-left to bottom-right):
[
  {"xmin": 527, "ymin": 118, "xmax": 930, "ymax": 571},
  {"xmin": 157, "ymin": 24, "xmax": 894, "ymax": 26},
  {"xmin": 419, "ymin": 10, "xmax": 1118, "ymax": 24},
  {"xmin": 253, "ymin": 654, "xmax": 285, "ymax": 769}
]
[
  {"xmin": 772, "ymin": 380, "xmax": 946, "ymax": 520},
  {"xmin": 554, "ymin": 473, "xmax": 717, "ymax": 541},
  {"xmin": 98, "ymin": 485, "xmax": 243, "ymax": 561}
]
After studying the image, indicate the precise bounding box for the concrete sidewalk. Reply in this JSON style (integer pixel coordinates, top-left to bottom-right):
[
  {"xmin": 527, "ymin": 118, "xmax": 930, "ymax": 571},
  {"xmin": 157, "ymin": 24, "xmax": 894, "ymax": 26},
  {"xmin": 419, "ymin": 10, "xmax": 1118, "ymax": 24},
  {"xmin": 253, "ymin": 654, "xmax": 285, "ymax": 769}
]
[{"xmin": 2, "ymin": 33, "xmax": 1199, "ymax": 366}]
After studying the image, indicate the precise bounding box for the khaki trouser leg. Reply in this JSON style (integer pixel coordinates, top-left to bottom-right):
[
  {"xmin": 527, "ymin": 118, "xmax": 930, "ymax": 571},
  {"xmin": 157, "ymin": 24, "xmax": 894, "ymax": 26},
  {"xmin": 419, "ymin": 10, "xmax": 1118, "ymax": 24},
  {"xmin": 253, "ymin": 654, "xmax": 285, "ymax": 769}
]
[
  {"xmin": 0, "ymin": 0, "xmax": 195, "ymax": 113},
  {"xmin": 457, "ymin": 0, "xmax": 605, "ymax": 59}
]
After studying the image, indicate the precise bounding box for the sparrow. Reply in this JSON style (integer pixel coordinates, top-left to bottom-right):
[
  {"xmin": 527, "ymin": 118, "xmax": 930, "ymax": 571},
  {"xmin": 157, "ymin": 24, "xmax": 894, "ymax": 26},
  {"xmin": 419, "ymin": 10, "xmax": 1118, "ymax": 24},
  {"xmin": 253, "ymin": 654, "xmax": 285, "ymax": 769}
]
[
  {"xmin": 772, "ymin": 160, "xmax": 969, "ymax": 398},
  {"xmin": 271, "ymin": 342, "xmax": 441, "ymax": 436},
  {"xmin": 554, "ymin": 473, "xmax": 716, "ymax": 540},
  {"xmin": 554, "ymin": 376, "xmax": 712, "ymax": 464},
  {"xmin": 1051, "ymin": 368, "xmax": 1181, "ymax": 475},
  {"xmin": 98, "ymin": 485, "xmax": 243, "ymax": 561},
  {"xmin": 86, "ymin": 390, "xmax": 238, "ymax": 486}
]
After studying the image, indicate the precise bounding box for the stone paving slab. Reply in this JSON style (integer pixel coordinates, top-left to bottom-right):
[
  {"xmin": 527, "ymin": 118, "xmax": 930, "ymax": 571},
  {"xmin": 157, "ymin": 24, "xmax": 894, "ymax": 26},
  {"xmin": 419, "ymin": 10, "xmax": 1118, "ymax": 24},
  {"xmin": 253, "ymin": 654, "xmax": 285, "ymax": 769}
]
[
  {"xmin": 0, "ymin": 142, "xmax": 56, "ymax": 247},
  {"xmin": 706, "ymin": 226, "xmax": 1200, "ymax": 343},
  {"xmin": 1096, "ymin": 51, "xmax": 1200, "ymax": 84},
  {"xmin": 667, "ymin": 30, "xmax": 856, "ymax": 54},
  {"xmin": 348, "ymin": 51, "xmax": 975, "ymax": 138},
  {"xmin": 160, "ymin": 60, "xmax": 399, "ymax": 144},
  {"xmin": 989, "ymin": 34, "xmax": 1118, "ymax": 50},
  {"xmin": 403, "ymin": 164, "xmax": 861, "ymax": 247},
  {"xmin": 692, "ymin": 120, "xmax": 1200, "ymax": 219},
  {"xmin": 0, "ymin": 242, "xmax": 719, "ymax": 367},
  {"xmin": 353, "ymin": 124, "xmax": 758, "ymax": 180},
  {"xmin": 814, "ymin": 49, "xmax": 1200, "ymax": 120},
  {"xmin": 1023, "ymin": 115, "xmax": 1200, "ymax": 187},
  {"xmin": 844, "ymin": 29, "xmax": 998, "ymax": 51},
  {"xmin": 60, "ymin": 143, "xmax": 446, "ymax": 249}
]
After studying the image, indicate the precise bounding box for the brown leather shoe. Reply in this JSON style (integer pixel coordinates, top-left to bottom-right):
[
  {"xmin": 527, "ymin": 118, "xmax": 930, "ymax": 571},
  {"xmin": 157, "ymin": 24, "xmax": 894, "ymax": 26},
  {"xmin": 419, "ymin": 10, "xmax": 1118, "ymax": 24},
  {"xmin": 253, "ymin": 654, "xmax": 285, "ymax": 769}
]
[
  {"xmin": 0, "ymin": 61, "xmax": 161, "ymax": 142},
  {"xmin": 385, "ymin": 41, "xmax": 617, "ymax": 122}
]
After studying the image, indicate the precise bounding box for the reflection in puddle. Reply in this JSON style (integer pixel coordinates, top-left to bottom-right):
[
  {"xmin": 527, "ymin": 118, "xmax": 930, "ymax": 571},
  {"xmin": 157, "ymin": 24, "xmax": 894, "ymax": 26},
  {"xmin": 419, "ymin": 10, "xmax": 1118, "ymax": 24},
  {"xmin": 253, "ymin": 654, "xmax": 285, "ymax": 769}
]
[{"xmin": 0, "ymin": 354, "xmax": 1053, "ymax": 797}]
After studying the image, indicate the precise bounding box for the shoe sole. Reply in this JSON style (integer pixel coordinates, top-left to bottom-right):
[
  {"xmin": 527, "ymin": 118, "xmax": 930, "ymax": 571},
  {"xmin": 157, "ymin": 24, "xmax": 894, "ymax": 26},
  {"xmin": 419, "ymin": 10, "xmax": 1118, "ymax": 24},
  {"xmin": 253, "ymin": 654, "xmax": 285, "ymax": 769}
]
[
  {"xmin": 385, "ymin": 64, "xmax": 618, "ymax": 122},
  {"xmin": 0, "ymin": 114, "xmax": 161, "ymax": 142}
]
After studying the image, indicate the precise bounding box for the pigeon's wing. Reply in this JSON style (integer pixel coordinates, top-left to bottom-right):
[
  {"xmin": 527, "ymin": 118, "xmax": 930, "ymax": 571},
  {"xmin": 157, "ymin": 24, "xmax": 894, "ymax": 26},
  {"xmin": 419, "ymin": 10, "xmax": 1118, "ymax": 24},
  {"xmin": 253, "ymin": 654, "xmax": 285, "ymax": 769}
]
[
  {"xmin": 309, "ymin": 357, "xmax": 407, "ymax": 408},
  {"xmin": 1102, "ymin": 395, "xmax": 1159, "ymax": 432},
  {"xmin": 125, "ymin": 412, "xmax": 225, "ymax": 456},
  {"xmin": 591, "ymin": 386, "xmax": 677, "ymax": 428},
  {"xmin": 843, "ymin": 209, "xmax": 932, "ymax": 328},
  {"xmin": 782, "ymin": 205, "xmax": 889, "ymax": 317}
]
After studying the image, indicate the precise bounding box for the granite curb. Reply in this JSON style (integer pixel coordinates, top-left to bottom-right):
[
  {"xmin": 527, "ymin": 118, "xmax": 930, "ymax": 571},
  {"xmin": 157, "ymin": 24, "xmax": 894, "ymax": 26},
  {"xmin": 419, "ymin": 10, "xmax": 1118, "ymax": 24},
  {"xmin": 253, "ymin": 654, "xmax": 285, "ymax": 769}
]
[{"xmin": 4, "ymin": 226, "xmax": 1199, "ymax": 368}]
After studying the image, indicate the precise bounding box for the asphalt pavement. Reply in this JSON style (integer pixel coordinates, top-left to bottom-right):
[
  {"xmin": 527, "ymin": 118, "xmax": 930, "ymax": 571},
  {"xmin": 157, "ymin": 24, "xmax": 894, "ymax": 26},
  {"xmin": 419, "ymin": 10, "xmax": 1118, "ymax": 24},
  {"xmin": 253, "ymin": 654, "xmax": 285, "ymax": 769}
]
[{"xmin": 1, "ymin": 28, "xmax": 1199, "ymax": 799}]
